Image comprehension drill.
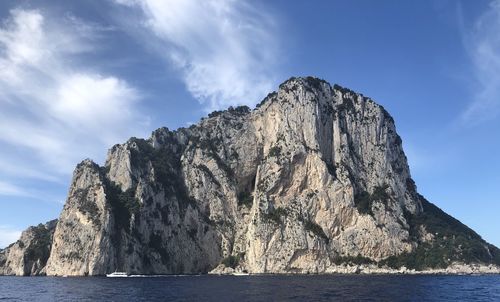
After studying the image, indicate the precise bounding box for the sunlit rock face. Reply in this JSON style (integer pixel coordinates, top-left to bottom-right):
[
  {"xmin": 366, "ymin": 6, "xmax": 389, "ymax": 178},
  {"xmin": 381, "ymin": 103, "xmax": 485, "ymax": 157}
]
[{"xmin": 2, "ymin": 77, "xmax": 499, "ymax": 276}]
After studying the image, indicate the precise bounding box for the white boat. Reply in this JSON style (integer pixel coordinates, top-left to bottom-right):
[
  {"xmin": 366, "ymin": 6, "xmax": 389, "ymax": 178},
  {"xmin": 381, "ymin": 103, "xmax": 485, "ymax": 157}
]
[
  {"xmin": 106, "ymin": 272, "xmax": 128, "ymax": 277},
  {"xmin": 232, "ymin": 272, "xmax": 249, "ymax": 276}
]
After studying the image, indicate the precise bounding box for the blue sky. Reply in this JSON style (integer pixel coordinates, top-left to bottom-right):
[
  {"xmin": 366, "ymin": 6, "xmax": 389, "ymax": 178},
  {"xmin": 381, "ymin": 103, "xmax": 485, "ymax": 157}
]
[{"xmin": 0, "ymin": 0, "xmax": 499, "ymax": 248}]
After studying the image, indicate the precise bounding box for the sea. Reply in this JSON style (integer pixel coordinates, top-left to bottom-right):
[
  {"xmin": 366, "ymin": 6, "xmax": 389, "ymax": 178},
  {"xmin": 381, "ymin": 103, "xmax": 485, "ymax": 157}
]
[{"xmin": 1, "ymin": 274, "xmax": 499, "ymax": 301}]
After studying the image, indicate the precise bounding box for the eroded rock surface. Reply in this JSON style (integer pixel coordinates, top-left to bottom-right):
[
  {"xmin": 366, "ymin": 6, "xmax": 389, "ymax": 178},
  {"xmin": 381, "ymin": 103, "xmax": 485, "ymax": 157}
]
[
  {"xmin": 0, "ymin": 220, "xmax": 56, "ymax": 276},
  {"xmin": 2, "ymin": 77, "xmax": 499, "ymax": 275}
]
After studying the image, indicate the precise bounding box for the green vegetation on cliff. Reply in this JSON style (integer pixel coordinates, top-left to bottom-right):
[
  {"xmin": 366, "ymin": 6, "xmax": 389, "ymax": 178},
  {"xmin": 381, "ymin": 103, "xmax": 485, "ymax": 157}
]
[{"xmin": 382, "ymin": 195, "xmax": 500, "ymax": 270}]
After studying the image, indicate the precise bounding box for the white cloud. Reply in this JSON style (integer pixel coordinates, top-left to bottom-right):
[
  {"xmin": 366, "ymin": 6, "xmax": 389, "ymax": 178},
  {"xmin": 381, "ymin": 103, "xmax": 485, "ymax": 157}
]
[
  {"xmin": 462, "ymin": 0, "xmax": 500, "ymax": 123},
  {"xmin": 0, "ymin": 9, "xmax": 149, "ymax": 181},
  {"xmin": 112, "ymin": 0, "xmax": 281, "ymax": 111},
  {"xmin": 53, "ymin": 74, "xmax": 141, "ymax": 147},
  {"xmin": 0, "ymin": 226, "xmax": 22, "ymax": 249}
]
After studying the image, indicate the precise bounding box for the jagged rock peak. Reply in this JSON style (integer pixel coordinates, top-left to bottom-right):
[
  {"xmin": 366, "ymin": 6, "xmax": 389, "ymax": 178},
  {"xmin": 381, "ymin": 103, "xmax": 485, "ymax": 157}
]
[{"xmin": 75, "ymin": 158, "xmax": 100, "ymax": 170}]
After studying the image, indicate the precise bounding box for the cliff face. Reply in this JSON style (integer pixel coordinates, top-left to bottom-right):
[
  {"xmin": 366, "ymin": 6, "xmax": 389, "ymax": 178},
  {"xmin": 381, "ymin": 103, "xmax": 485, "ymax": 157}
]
[
  {"xmin": 2, "ymin": 77, "xmax": 499, "ymax": 275},
  {"xmin": 0, "ymin": 220, "xmax": 56, "ymax": 276}
]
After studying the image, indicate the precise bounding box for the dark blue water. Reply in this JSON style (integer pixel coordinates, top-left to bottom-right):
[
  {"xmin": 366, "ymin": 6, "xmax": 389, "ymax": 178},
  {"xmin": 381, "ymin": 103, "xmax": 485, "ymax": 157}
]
[{"xmin": 1, "ymin": 275, "xmax": 499, "ymax": 301}]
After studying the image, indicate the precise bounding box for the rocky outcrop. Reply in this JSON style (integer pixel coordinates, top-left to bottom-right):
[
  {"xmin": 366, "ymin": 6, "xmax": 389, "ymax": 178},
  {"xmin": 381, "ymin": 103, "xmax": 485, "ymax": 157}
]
[
  {"xmin": 44, "ymin": 160, "xmax": 115, "ymax": 276},
  {"xmin": 0, "ymin": 220, "xmax": 57, "ymax": 276},
  {"xmin": 45, "ymin": 156, "xmax": 220, "ymax": 276},
  {"xmin": 2, "ymin": 77, "xmax": 499, "ymax": 276}
]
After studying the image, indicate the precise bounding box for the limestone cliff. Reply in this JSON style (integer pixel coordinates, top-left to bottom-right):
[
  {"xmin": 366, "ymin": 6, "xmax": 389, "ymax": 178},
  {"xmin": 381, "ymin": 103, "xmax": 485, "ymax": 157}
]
[
  {"xmin": 1, "ymin": 77, "xmax": 499, "ymax": 275},
  {"xmin": 0, "ymin": 220, "xmax": 56, "ymax": 276}
]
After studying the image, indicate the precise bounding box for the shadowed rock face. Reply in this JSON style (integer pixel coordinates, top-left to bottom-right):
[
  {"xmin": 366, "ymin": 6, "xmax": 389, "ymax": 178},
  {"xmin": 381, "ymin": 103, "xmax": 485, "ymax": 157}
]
[{"xmin": 2, "ymin": 77, "xmax": 499, "ymax": 276}]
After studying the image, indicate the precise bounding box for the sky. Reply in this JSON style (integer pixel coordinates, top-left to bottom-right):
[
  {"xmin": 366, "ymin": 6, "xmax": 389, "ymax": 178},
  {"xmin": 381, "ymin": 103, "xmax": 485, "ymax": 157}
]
[{"xmin": 0, "ymin": 0, "xmax": 499, "ymax": 248}]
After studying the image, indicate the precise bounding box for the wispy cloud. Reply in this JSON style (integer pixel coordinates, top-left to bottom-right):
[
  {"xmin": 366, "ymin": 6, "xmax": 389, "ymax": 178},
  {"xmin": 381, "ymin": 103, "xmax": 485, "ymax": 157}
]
[
  {"xmin": 0, "ymin": 9, "xmax": 149, "ymax": 184},
  {"xmin": 112, "ymin": 0, "xmax": 282, "ymax": 111},
  {"xmin": 461, "ymin": 0, "xmax": 500, "ymax": 123},
  {"xmin": 0, "ymin": 226, "xmax": 21, "ymax": 249},
  {"xmin": 0, "ymin": 181, "xmax": 31, "ymax": 197},
  {"xmin": 0, "ymin": 178, "xmax": 67, "ymax": 204}
]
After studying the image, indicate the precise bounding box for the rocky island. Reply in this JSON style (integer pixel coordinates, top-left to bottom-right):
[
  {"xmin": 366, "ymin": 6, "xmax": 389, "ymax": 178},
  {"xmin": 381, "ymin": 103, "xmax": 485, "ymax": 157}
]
[{"xmin": 1, "ymin": 77, "xmax": 499, "ymax": 276}]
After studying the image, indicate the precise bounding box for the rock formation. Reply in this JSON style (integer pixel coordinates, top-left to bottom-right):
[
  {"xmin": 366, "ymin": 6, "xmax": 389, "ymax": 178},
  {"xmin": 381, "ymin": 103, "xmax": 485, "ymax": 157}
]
[
  {"xmin": 0, "ymin": 220, "xmax": 57, "ymax": 276},
  {"xmin": 2, "ymin": 77, "xmax": 499, "ymax": 276}
]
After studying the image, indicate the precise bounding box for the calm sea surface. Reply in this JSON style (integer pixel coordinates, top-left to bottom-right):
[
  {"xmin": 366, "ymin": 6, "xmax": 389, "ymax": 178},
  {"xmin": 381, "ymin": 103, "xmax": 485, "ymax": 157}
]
[{"xmin": 1, "ymin": 274, "xmax": 499, "ymax": 301}]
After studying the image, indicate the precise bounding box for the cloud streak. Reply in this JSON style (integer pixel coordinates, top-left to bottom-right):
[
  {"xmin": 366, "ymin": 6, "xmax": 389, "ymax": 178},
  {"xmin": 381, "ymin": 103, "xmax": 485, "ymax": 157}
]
[
  {"xmin": 0, "ymin": 181, "xmax": 31, "ymax": 197},
  {"xmin": 461, "ymin": 0, "xmax": 500, "ymax": 123},
  {"xmin": 0, "ymin": 9, "xmax": 149, "ymax": 199},
  {"xmin": 113, "ymin": 0, "xmax": 282, "ymax": 111}
]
